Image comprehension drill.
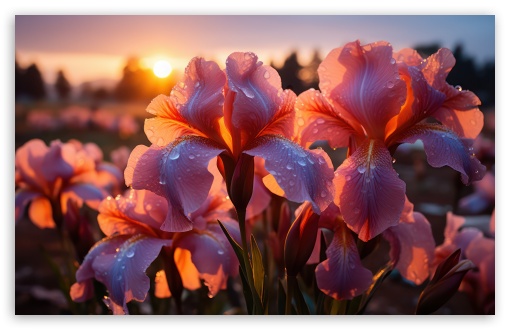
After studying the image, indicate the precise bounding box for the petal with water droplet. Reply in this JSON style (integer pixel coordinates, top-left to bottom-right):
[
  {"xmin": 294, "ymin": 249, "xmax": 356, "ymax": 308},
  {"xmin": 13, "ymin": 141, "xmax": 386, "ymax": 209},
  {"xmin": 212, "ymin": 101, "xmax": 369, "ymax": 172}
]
[
  {"xmin": 334, "ymin": 139, "xmax": 406, "ymax": 241},
  {"xmin": 315, "ymin": 221, "xmax": 372, "ymax": 300}
]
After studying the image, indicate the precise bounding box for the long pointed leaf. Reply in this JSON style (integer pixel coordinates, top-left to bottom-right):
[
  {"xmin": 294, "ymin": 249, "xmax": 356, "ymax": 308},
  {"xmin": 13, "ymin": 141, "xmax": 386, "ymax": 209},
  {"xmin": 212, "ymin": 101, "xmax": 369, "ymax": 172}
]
[{"xmin": 250, "ymin": 235, "xmax": 265, "ymax": 301}]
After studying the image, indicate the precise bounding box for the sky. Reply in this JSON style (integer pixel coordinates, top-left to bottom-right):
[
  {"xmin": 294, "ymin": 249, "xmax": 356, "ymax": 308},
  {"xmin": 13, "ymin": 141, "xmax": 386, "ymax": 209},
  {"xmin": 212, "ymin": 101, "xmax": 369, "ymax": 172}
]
[{"xmin": 15, "ymin": 15, "xmax": 495, "ymax": 86}]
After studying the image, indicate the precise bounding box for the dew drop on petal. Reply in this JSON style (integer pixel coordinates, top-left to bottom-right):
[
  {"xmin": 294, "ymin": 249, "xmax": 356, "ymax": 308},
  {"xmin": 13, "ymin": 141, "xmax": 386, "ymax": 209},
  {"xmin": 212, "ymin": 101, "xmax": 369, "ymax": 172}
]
[
  {"xmin": 392, "ymin": 158, "xmax": 396, "ymax": 164},
  {"xmin": 297, "ymin": 117, "xmax": 305, "ymax": 126},
  {"xmin": 168, "ymin": 149, "xmax": 180, "ymax": 160},
  {"xmin": 317, "ymin": 118, "xmax": 325, "ymax": 124},
  {"xmin": 217, "ymin": 249, "xmax": 225, "ymax": 255},
  {"xmin": 286, "ymin": 164, "xmax": 293, "ymax": 170},
  {"xmin": 390, "ymin": 58, "xmax": 396, "ymax": 65},
  {"xmin": 320, "ymin": 190, "xmax": 327, "ymax": 198},
  {"xmin": 126, "ymin": 250, "xmax": 135, "ymax": 258},
  {"xmin": 263, "ymin": 70, "xmax": 270, "ymax": 79},
  {"xmin": 189, "ymin": 154, "xmax": 195, "ymax": 160},
  {"xmin": 387, "ymin": 81, "xmax": 395, "ymax": 88},
  {"xmin": 345, "ymin": 175, "xmax": 352, "ymax": 181},
  {"xmin": 455, "ymin": 85, "xmax": 463, "ymax": 91},
  {"xmin": 470, "ymin": 119, "xmax": 476, "ymax": 126},
  {"xmin": 312, "ymin": 128, "xmax": 318, "ymax": 134},
  {"xmin": 357, "ymin": 165, "xmax": 367, "ymax": 173},
  {"xmin": 289, "ymin": 180, "xmax": 295, "ymax": 186},
  {"xmin": 297, "ymin": 159, "xmax": 306, "ymax": 166}
]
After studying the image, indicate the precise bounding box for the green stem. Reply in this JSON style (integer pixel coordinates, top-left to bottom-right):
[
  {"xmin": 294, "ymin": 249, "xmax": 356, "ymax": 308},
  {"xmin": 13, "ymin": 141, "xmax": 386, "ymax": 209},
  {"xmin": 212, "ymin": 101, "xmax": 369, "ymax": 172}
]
[
  {"xmin": 285, "ymin": 274, "xmax": 296, "ymax": 315},
  {"xmin": 236, "ymin": 208, "xmax": 263, "ymax": 314}
]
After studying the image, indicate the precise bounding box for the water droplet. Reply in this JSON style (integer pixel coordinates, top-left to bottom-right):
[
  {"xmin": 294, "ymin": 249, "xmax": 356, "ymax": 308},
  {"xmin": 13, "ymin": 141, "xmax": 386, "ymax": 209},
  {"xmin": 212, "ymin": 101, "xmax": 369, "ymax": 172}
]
[
  {"xmin": 365, "ymin": 177, "xmax": 371, "ymax": 183},
  {"xmin": 297, "ymin": 159, "xmax": 306, "ymax": 166},
  {"xmin": 263, "ymin": 70, "xmax": 270, "ymax": 79},
  {"xmin": 146, "ymin": 204, "xmax": 152, "ymax": 211},
  {"xmin": 455, "ymin": 85, "xmax": 462, "ymax": 91},
  {"xmin": 207, "ymin": 292, "xmax": 214, "ymax": 298},
  {"xmin": 146, "ymin": 129, "xmax": 154, "ymax": 137},
  {"xmin": 168, "ymin": 149, "xmax": 180, "ymax": 160},
  {"xmin": 289, "ymin": 180, "xmax": 295, "ymax": 186},
  {"xmin": 392, "ymin": 158, "xmax": 396, "ymax": 164},
  {"xmin": 390, "ymin": 58, "xmax": 396, "ymax": 65},
  {"xmin": 307, "ymin": 158, "xmax": 315, "ymax": 165},
  {"xmin": 357, "ymin": 165, "xmax": 367, "ymax": 173},
  {"xmin": 126, "ymin": 250, "xmax": 135, "ymax": 258},
  {"xmin": 195, "ymin": 81, "xmax": 200, "ymax": 88},
  {"xmin": 317, "ymin": 118, "xmax": 325, "ymax": 124},
  {"xmin": 318, "ymin": 157, "xmax": 325, "ymax": 165},
  {"xmin": 470, "ymin": 119, "xmax": 476, "ymax": 126},
  {"xmin": 217, "ymin": 249, "xmax": 225, "ymax": 255},
  {"xmin": 286, "ymin": 164, "xmax": 293, "ymax": 170},
  {"xmin": 312, "ymin": 128, "xmax": 318, "ymax": 134},
  {"xmin": 159, "ymin": 177, "xmax": 166, "ymax": 185},
  {"xmin": 370, "ymin": 163, "xmax": 376, "ymax": 169},
  {"xmin": 117, "ymin": 275, "xmax": 122, "ymax": 281},
  {"xmin": 345, "ymin": 175, "xmax": 352, "ymax": 181},
  {"xmin": 244, "ymin": 53, "xmax": 253, "ymax": 60},
  {"xmin": 115, "ymin": 248, "xmax": 120, "ymax": 253},
  {"xmin": 320, "ymin": 191, "xmax": 327, "ymax": 198},
  {"xmin": 297, "ymin": 117, "xmax": 305, "ymax": 126},
  {"xmin": 189, "ymin": 154, "xmax": 195, "ymax": 160}
]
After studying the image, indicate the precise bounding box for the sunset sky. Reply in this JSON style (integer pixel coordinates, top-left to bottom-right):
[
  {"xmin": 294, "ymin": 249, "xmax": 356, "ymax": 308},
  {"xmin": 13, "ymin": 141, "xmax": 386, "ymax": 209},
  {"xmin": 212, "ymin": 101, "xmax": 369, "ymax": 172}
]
[{"xmin": 15, "ymin": 15, "xmax": 495, "ymax": 87}]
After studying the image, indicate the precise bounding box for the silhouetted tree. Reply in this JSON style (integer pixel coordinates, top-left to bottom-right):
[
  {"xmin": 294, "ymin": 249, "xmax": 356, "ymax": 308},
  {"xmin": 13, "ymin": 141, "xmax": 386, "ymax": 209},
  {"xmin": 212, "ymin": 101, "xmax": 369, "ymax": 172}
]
[
  {"xmin": 55, "ymin": 70, "xmax": 72, "ymax": 100},
  {"xmin": 23, "ymin": 64, "xmax": 46, "ymax": 100},
  {"xmin": 300, "ymin": 50, "xmax": 321, "ymax": 91},
  {"xmin": 275, "ymin": 51, "xmax": 306, "ymax": 94}
]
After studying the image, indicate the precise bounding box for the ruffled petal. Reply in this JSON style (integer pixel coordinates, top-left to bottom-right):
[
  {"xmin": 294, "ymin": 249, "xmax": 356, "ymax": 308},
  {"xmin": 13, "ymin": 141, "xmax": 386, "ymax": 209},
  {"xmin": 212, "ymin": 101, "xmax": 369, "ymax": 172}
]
[
  {"xmin": 466, "ymin": 236, "xmax": 495, "ymax": 293},
  {"xmin": 258, "ymin": 89, "xmax": 297, "ymax": 139},
  {"xmin": 244, "ymin": 135, "xmax": 335, "ymax": 213},
  {"xmin": 386, "ymin": 65, "xmax": 446, "ymax": 138},
  {"xmin": 321, "ymin": 40, "xmax": 407, "ymax": 139},
  {"xmin": 315, "ymin": 221, "xmax": 373, "ymax": 300},
  {"xmin": 15, "ymin": 139, "xmax": 50, "ymax": 192},
  {"xmin": 393, "ymin": 123, "xmax": 486, "ymax": 184},
  {"xmin": 144, "ymin": 98, "xmax": 196, "ymax": 147},
  {"xmin": 170, "ymin": 57, "xmax": 226, "ymax": 143},
  {"xmin": 383, "ymin": 212, "xmax": 435, "ymax": 285},
  {"xmin": 15, "ymin": 189, "xmax": 40, "ymax": 223},
  {"xmin": 97, "ymin": 191, "xmax": 165, "ymax": 237},
  {"xmin": 334, "ymin": 139, "xmax": 406, "ymax": 241},
  {"xmin": 41, "ymin": 141, "xmax": 75, "ymax": 182},
  {"xmin": 295, "ymin": 89, "xmax": 359, "ymax": 148},
  {"xmin": 174, "ymin": 219, "xmax": 240, "ymax": 297},
  {"xmin": 420, "ymin": 48, "xmax": 483, "ymax": 139},
  {"xmin": 71, "ymin": 235, "xmax": 130, "ymax": 302},
  {"xmin": 28, "ymin": 196, "xmax": 55, "ymax": 229},
  {"xmin": 61, "ymin": 182, "xmax": 106, "ymax": 212},
  {"xmin": 92, "ymin": 234, "xmax": 171, "ymax": 310},
  {"xmin": 226, "ymin": 52, "xmax": 286, "ymax": 146},
  {"xmin": 126, "ymin": 137, "xmax": 225, "ymax": 232}
]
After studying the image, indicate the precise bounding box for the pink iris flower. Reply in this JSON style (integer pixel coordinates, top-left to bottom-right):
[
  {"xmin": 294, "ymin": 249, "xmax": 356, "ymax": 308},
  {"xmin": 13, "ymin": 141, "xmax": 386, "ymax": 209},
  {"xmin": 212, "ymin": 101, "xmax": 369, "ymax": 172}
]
[
  {"xmin": 126, "ymin": 52, "xmax": 335, "ymax": 232},
  {"xmin": 314, "ymin": 198, "xmax": 435, "ymax": 300},
  {"xmin": 296, "ymin": 40, "xmax": 486, "ymax": 241},
  {"xmin": 15, "ymin": 139, "xmax": 106, "ymax": 229},
  {"xmin": 70, "ymin": 171, "xmax": 241, "ymax": 314}
]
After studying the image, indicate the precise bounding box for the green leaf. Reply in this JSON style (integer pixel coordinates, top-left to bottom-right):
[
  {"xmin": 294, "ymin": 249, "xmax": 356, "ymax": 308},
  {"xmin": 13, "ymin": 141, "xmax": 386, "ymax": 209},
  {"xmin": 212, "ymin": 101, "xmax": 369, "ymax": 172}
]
[
  {"xmin": 239, "ymin": 265, "xmax": 253, "ymax": 314},
  {"xmin": 217, "ymin": 220, "xmax": 247, "ymax": 278},
  {"xmin": 357, "ymin": 263, "xmax": 393, "ymax": 314},
  {"xmin": 250, "ymin": 235, "xmax": 265, "ymax": 301}
]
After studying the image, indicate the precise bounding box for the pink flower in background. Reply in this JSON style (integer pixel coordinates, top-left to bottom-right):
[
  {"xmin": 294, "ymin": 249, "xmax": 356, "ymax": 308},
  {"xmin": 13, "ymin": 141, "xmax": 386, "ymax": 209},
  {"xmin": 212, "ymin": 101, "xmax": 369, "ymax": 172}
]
[
  {"xmin": 458, "ymin": 170, "xmax": 495, "ymax": 214},
  {"xmin": 26, "ymin": 109, "xmax": 60, "ymax": 132},
  {"xmin": 433, "ymin": 212, "xmax": 494, "ymax": 313},
  {"xmin": 91, "ymin": 108, "xmax": 118, "ymax": 132},
  {"xmin": 117, "ymin": 114, "xmax": 140, "ymax": 138},
  {"xmin": 126, "ymin": 52, "xmax": 335, "ymax": 232},
  {"xmin": 110, "ymin": 146, "xmax": 131, "ymax": 172},
  {"xmin": 296, "ymin": 40, "xmax": 485, "ymax": 241},
  {"xmin": 70, "ymin": 172, "xmax": 241, "ymax": 313},
  {"xmin": 59, "ymin": 106, "xmax": 91, "ymax": 129},
  {"xmin": 15, "ymin": 139, "xmax": 106, "ymax": 228}
]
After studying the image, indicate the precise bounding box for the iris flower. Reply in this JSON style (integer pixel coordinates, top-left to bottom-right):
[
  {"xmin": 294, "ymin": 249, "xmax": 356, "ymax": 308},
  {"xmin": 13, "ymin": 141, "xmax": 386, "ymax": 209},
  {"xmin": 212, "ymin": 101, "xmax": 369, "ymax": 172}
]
[
  {"xmin": 15, "ymin": 139, "xmax": 106, "ymax": 228},
  {"xmin": 126, "ymin": 52, "xmax": 334, "ymax": 233},
  {"xmin": 70, "ymin": 171, "xmax": 242, "ymax": 314},
  {"xmin": 296, "ymin": 40, "xmax": 485, "ymax": 241}
]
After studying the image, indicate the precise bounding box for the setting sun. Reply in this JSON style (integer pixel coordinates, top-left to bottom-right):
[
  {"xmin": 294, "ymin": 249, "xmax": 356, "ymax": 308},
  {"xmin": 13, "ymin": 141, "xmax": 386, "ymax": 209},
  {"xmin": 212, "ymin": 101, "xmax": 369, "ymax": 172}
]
[{"xmin": 153, "ymin": 60, "xmax": 172, "ymax": 78}]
